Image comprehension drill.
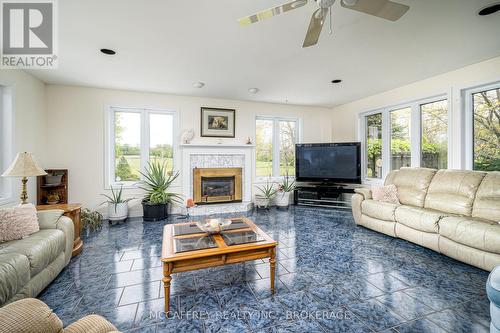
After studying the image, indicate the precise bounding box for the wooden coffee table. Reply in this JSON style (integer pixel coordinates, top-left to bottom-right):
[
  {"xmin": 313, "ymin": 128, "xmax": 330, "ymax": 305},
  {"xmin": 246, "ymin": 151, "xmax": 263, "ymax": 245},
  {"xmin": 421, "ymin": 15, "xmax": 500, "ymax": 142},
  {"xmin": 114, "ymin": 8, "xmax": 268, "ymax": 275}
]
[{"xmin": 161, "ymin": 217, "xmax": 277, "ymax": 313}]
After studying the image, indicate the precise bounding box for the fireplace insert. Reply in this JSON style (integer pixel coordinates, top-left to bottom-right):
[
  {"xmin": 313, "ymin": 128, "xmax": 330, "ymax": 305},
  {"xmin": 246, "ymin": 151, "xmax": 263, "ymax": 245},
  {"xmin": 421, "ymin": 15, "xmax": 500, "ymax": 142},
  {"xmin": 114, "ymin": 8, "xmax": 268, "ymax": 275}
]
[{"xmin": 193, "ymin": 168, "xmax": 242, "ymax": 204}]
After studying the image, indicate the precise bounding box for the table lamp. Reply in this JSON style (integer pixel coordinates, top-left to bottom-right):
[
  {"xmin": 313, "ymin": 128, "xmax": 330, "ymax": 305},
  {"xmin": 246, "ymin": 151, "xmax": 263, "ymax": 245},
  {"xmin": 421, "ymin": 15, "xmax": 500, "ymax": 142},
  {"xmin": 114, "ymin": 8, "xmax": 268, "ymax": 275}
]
[{"xmin": 1, "ymin": 152, "xmax": 47, "ymax": 204}]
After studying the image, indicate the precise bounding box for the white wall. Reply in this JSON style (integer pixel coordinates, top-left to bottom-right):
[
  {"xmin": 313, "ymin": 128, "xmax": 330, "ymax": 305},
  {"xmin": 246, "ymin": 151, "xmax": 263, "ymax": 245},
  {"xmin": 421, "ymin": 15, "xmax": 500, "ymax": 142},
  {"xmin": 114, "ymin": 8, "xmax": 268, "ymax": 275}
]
[
  {"xmin": 330, "ymin": 56, "xmax": 500, "ymax": 169},
  {"xmin": 0, "ymin": 70, "xmax": 47, "ymax": 207},
  {"xmin": 45, "ymin": 85, "xmax": 331, "ymax": 214}
]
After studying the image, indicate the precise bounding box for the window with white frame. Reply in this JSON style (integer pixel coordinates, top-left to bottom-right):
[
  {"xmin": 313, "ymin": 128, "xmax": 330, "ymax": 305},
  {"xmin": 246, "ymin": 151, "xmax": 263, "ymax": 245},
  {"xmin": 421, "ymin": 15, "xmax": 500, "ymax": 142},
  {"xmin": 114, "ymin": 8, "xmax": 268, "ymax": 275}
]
[
  {"xmin": 0, "ymin": 85, "xmax": 13, "ymax": 203},
  {"xmin": 106, "ymin": 107, "xmax": 175, "ymax": 186},
  {"xmin": 361, "ymin": 96, "xmax": 449, "ymax": 181},
  {"xmin": 255, "ymin": 117, "xmax": 299, "ymax": 178},
  {"xmin": 465, "ymin": 83, "xmax": 500, "ymax": 171}
]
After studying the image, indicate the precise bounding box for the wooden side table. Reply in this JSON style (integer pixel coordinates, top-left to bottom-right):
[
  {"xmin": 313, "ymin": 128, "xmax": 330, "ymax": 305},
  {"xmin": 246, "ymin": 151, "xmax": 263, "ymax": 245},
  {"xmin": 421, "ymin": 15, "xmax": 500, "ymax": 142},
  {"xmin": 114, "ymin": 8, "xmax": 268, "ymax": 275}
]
[{"xmin": 37, "ymin": 203, "xmax": 83, "ymax": 257}]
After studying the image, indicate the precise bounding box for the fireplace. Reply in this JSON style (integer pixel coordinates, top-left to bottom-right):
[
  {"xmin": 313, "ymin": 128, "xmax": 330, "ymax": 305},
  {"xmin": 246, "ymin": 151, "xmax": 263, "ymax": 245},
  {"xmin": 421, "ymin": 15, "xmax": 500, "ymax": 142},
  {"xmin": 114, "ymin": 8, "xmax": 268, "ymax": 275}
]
[{"xmin": 193, "ymin": 168, "xmax": 242, "ymax": 204}]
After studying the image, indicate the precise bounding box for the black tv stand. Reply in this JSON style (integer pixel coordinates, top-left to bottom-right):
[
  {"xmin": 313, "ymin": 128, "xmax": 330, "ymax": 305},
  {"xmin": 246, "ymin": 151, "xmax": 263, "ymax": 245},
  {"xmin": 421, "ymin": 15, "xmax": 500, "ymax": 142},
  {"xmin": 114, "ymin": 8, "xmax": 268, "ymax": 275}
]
[{"xmin": 294, "ymin": 182, "xmax": 362, "ymax": 210}]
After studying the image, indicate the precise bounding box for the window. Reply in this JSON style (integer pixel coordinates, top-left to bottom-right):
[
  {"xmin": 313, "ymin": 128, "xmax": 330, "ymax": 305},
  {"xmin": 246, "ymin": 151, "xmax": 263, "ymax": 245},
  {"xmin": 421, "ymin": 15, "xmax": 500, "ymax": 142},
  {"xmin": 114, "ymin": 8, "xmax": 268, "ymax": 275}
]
[
  {"xmin": 361, "ymin": 96, "xmax": 449, "ymax": 181},
  {"xmin": 365, "ymin": 113, "xmax": 382, "ymax": 179},
  {"xmin": 107, "ymin": 107, "xmax": 175, "ymax": 187},
  {"xmin": 0, "ymin": 86, "xmax": 13, "ymax": 204},
  {"xmin": 421, "ymin": 100, "xmax": 448, "ymax": 169},
  {"xmin": 255, "ymin": 119, "xmax": 273, "ymax": 177},
  {"xmin": 255, "ymin": 117, "xmax": 299, "ymax": 178},
  {"xmin": 467, "ymin": 86, "xmax": 500, "ymax": 171},
  {"xmin": 390, "ymin": 107, "xmax": 412, "ymax": 170}
]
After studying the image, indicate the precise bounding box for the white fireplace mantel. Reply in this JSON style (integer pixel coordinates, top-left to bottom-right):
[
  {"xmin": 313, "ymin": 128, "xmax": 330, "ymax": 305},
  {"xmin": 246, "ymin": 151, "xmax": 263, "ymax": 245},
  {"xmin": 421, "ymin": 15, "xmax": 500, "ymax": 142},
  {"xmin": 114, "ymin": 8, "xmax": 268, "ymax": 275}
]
[
  {"xmin": 181, "ymin": 144, "xmax": 254, "ymax": 208},
  {"xmin": 180, "ymin": 143, "xmax": 255, "ymax": 148}
]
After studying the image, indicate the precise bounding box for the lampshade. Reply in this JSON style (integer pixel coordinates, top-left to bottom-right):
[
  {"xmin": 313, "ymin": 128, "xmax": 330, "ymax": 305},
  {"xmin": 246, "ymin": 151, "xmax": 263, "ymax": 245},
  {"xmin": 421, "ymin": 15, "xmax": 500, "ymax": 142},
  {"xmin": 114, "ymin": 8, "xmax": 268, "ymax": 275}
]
[{"xmin": 1, "ymin": 152, "xmax": 47, "ymax": 177}]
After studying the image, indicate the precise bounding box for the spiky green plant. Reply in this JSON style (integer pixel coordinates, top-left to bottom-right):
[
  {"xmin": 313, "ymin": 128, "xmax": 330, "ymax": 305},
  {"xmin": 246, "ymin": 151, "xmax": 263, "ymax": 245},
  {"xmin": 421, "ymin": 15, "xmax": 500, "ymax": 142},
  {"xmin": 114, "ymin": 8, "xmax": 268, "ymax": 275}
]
[
  {"xmin": 278, "ymin": 175, "xmax": 296, "ymax": 193},
  {"xmin": 256, "ymin": 181, "xmax": 277, "ymax": 199},
  {"xmin": 139, "ymin": 161, "xmax": 182, "ymax": 205},
  {"xmin": 100, "ymin": 185, "xmax": 134, "ymax": 212}
]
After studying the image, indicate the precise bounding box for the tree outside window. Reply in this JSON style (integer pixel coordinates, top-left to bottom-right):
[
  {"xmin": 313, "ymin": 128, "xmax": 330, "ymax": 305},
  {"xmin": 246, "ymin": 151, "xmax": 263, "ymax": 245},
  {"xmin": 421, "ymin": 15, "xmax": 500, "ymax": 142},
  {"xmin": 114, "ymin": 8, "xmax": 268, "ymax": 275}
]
[{"xmin": 473, "ymin": 88, "xmax": 500, "ymax": 171}]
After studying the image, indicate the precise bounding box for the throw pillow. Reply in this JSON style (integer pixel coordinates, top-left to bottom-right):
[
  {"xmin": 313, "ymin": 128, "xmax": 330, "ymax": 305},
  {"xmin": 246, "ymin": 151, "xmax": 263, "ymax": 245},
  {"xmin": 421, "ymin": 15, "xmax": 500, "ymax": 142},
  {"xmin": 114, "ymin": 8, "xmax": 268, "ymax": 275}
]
[
  {"xmin": 0, "ymin": 204, "xmax": 40, "ymax": 242},
  {"xmin": 372, "ymin": 184, "xmax": 400, "ymax": 204}
]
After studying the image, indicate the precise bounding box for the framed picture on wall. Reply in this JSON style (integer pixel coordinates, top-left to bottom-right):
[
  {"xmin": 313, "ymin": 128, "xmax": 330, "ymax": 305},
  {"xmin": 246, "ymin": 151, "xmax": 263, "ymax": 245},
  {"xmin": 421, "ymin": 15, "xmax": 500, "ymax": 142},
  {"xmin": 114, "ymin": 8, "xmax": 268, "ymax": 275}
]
[{"xmin": 201, "ymin": 107, "xmax": 235, "ymax": 138}]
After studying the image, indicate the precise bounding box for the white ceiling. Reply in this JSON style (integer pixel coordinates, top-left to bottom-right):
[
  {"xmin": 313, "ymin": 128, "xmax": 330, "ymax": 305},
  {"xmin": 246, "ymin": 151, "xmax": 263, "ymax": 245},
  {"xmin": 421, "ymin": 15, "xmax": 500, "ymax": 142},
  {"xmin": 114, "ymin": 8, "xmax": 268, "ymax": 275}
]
[{"xmin": 29, "ymin": 0, "xmax": 500, "ymax": 107}]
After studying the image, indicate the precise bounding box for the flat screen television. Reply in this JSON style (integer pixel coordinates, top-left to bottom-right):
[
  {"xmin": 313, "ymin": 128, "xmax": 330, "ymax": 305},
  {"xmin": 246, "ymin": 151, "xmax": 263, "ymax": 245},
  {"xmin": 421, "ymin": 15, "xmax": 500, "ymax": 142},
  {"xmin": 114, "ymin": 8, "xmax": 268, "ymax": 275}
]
[{"xmin": 295, "ymin": 143, "xmax": 361, "ymax": 183}]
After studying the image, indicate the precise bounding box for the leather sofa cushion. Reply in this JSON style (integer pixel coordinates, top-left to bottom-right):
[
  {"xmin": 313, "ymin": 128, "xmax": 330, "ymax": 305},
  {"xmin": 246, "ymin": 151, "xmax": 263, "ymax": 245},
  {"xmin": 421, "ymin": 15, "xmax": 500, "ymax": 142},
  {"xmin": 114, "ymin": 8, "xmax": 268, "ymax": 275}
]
[
  {"xmin": 0, "ymin": 229, "xmax": 65, "ymax": 276},
  {"xmin": 361, "ymin": 199, "xmax": 398, "ymax": 221},
  {"xmin": 0, "ymin": 254, "xmax": 30, "ymax": 306},
  {"xmin": 439, "ymin": 216, "xmax": 500, "ymax": 254},
  {"xmin": 425, "ymin": 169, "xmax": 486, "ymax": 216},
  {"xmin": 472, "ymin": 172, "xmax": 500, "ymax": 222},
  {"xmin": 385, "ymin": 167, "xmax": 437, "ymax": 207},
  {"xmin": 394, "ymin": 206, "xmax": 446, "ymax": 233}
]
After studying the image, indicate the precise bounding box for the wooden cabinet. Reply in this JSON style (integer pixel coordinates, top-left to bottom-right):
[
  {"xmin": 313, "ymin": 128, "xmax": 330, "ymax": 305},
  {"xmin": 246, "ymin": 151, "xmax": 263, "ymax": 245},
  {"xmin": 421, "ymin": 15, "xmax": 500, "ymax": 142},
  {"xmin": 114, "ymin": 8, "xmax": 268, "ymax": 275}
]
[{"xmin": 37, "ymin": 169, "xmax": 68, "ymax": 206}]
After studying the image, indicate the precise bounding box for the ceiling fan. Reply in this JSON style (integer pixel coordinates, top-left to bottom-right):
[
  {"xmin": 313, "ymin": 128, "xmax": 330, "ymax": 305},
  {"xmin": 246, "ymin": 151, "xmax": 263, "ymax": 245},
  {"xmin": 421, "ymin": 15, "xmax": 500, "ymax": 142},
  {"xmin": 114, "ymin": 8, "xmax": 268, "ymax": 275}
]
[{"xmin": 238, "ymin": 0, "xmax": 410, "ymax": 48}]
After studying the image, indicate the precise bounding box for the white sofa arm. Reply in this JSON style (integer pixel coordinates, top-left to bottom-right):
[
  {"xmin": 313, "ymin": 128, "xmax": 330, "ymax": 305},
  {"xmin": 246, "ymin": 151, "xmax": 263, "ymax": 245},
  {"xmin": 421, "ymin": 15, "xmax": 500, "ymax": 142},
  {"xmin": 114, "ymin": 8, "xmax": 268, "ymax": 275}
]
[
  {"xmin": 37, "ymin": 209, "xmax": 74, "ymax": 265},
  {"xmin": 354, "ymin": 188, "xmax": 372, "ymax": 200}
]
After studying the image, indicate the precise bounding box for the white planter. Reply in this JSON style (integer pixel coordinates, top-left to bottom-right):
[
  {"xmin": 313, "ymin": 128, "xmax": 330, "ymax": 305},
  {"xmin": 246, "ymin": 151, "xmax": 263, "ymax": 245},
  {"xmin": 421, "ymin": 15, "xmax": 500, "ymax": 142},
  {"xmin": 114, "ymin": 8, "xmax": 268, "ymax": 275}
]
[
  {"xmin": 255, "ymin": 195, "xmax": 271, "ymax": 209},
  {"xmin": 108, "ymin": 203, "xmax": 128, "ymax": 221},
  {"xmin": 275, "ymin": 192, "xmax": 291, "ymax": 208}
]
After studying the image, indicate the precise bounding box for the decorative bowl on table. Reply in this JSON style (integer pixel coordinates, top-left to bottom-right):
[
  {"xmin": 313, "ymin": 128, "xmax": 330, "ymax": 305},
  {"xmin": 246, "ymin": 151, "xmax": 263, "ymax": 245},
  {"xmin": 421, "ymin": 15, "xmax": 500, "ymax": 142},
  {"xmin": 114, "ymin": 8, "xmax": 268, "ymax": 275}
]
[{"xmin": 196, "ymin": 218, "xmax": 232, "ymax": 234}]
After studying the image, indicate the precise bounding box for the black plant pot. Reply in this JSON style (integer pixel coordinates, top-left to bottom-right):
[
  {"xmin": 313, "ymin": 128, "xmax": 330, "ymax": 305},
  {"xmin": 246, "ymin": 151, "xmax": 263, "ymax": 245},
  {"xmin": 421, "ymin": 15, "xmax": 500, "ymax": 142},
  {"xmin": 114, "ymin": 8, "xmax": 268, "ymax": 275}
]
[{"xmin": 142, "ymin": 201, "xmax": 169, "ymax": 221}]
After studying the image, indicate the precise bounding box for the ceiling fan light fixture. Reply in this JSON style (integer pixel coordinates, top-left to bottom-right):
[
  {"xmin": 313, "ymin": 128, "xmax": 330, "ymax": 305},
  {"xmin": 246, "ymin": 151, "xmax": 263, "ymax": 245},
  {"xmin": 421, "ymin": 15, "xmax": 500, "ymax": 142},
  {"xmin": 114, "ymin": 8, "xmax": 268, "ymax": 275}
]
[
  {"xmin": 478, "ymin": 2, "xmax": 500, "ymax": 16},
  {"xmin": 248, "ymin": 88, "xmax": 260, "ymax": 94},
  {"xmin": 342, "ymin": 0, "xmax": 358, "ymax": 7},
  {"xmin": 292, "ymin": 0, "xmax": 308, "ymax": 9},
  {"xmin": 193, "ymin": 82, "xmax": 205, "ymax": 88}
]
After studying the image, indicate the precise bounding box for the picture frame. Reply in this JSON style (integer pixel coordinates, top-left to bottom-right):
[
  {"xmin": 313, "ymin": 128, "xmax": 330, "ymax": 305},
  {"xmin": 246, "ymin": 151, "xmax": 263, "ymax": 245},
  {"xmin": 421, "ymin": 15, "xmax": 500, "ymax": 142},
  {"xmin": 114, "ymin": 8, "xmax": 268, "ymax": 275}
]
[{"xmin": 201, "ymin": 107, "xmax": 236, "ymax": 138}]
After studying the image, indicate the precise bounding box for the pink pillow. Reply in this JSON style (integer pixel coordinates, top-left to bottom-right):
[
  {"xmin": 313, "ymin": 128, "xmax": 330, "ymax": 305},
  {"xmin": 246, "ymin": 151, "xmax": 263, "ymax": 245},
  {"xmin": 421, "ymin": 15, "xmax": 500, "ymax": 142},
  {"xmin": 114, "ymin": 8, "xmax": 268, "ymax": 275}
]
[
  {"xmin": 372, "ymin": 184, "xmax": 400, "ymax": 204},
  {"xmin": 0, "ymin": 204, "xmax": 40, "ymax": 242}
]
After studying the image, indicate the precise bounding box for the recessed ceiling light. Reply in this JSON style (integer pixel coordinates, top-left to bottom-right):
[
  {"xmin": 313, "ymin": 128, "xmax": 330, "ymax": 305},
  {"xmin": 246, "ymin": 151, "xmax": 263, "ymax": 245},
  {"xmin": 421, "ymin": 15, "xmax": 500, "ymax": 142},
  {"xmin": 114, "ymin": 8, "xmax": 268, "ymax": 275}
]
[
  {"xmin": 248, "ymin": 88, "xmax": 260, "ymax": 94},
  {"xmin": 331, "ymin": 79, "xmax": 342, "ymax": 84},
  {"xmin": 193, "ymin": 82, "xmax": 205, "ymax": 88},
  {"xmin": 478, "ymin": 2, "xmax": 500, "ymax": 16},
  {"xmin": 100, "ymin": 48, "xmax": 116, "ymax": 55}
]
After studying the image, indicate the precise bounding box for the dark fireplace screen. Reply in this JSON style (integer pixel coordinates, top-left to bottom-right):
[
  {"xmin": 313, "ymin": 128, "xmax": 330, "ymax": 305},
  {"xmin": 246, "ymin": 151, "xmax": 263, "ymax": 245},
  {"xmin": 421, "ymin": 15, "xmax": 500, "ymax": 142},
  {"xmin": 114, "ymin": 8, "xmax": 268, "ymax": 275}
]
[
  {"xmin": 193, "ymin": 167, "xmax": 242, "ymax": 204},
  {"xmin": 201, "ymin": 176, "xmax": 235, "ymax": 199}
]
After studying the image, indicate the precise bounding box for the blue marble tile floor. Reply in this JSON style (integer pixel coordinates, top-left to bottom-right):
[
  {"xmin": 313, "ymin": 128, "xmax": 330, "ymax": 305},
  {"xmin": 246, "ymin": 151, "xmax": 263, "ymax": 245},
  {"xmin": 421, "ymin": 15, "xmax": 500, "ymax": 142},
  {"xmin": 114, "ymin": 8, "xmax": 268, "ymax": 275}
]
[{"xmin": 37, "ymin": 207, "xmax": 491, "ymax": 332}]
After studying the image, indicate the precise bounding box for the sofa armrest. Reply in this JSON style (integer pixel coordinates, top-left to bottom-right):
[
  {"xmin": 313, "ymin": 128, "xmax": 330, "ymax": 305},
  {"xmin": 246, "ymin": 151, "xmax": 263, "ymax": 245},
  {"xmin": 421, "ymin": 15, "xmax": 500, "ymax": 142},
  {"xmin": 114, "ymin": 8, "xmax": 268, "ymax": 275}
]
[
  {"xmin": 0, "ymin": 298, "xmax": 63, "ymax": 333},
  {"xmin": 37, "ymin": 209, "xmax": 65, "ymax": 229},
  {"xmin": 354, "ymin": 188, "xmax": 372, "ymax": 200},
  {"xmin": 37, "ymin": 210, "xmax": 74, "ymax": 265},
  {"xmin": 63, "ymin": 314, "xmax": 120, "ymax": 333}
]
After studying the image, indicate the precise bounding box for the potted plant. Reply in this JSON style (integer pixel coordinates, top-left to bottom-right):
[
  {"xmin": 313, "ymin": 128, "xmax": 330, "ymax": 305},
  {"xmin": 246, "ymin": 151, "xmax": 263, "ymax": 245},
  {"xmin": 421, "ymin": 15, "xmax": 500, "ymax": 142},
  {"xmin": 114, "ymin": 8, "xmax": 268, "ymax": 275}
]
[
  {"xmin": 255, "ymin": 181, "xmax": 277, "ymax": 209},
  {"xmin": 139, "ymin": 161, "xmax": 182, "ymax": 221},
  {"xmin": 276, "ymin": 175, "xmax": 296, "ymax": 208},
  {"xmin": 101, "ymin": 185, "xmax": 133, "ymax": 223},
  {"xmin": 80, "ymin": 208, "xmax": 103, "ymax": 232}
]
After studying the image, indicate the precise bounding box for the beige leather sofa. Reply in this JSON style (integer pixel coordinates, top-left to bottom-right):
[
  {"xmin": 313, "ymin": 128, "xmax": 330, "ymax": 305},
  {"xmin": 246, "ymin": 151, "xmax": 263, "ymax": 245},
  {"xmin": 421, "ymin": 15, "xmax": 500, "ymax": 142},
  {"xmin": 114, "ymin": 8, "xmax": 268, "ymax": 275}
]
[
  {"xmin": 352, "ymin": 168, "xmax": 500, "ymax": 271},
  {"xmin": 0, "ymin": 298, "xmax": 120, "ymax": 333},
  {"xmin": 0, "ymin": 210, "xmax": 74, "ymax": 306}
]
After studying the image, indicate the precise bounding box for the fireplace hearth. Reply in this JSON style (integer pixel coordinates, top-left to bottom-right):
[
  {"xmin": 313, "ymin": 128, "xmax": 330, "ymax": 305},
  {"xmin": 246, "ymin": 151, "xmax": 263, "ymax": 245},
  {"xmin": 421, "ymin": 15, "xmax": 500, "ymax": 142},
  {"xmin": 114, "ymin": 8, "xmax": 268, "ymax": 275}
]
[{"xmin": 193, "ymin": 168, "xmax": 242, "ymax": 204}]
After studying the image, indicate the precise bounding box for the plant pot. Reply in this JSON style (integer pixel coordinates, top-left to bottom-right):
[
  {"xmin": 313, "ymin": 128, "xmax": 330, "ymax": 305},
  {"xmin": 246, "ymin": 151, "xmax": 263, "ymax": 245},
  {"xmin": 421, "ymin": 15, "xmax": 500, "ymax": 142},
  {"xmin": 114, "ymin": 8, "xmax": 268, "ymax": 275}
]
[
  {"xmin": 142, "ymin": 201, "xmax": 168, "ymax": 221},
  {"xmin": 45, "ymin": 174, "xmax": 63, "ymax": 185},
  {"xmin": 275, "ymin": 192, "xmax": 291, "ymax": 208},
  {"xmin": 108, "ymin": 203, "xmax": 128, "ymax": 221},
  {"xmin": 254, "ymin": 195, "xmax": 271, "ymax": 209}
]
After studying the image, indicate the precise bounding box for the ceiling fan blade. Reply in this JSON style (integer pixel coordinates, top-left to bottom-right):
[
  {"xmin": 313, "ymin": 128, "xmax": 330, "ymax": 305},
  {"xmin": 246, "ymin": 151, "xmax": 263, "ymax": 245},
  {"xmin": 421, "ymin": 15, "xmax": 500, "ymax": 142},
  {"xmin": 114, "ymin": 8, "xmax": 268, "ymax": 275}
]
[
  {"xmin": 340, "ymin": 0, "xmax": 409, "ymax": 21},
  {"xmin": 303, "ymin": 8, "xmax": 329, "ymax": 48},
  {"xmin": 238, "ymin": 0, "xmax": 308, "ymax": 26}
]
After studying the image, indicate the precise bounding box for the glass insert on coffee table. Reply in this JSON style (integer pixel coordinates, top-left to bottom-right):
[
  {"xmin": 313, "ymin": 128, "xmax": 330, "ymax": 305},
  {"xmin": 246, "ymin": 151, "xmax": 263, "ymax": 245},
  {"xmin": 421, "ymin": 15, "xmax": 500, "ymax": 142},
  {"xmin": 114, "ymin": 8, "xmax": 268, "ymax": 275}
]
[
  {"xmin": 161, "ymin": 217, "xmax": 277, "ymax": 314},
  {"xmin": 173, "ymin": 235, "xmax": 217, "ymax": 253}
]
